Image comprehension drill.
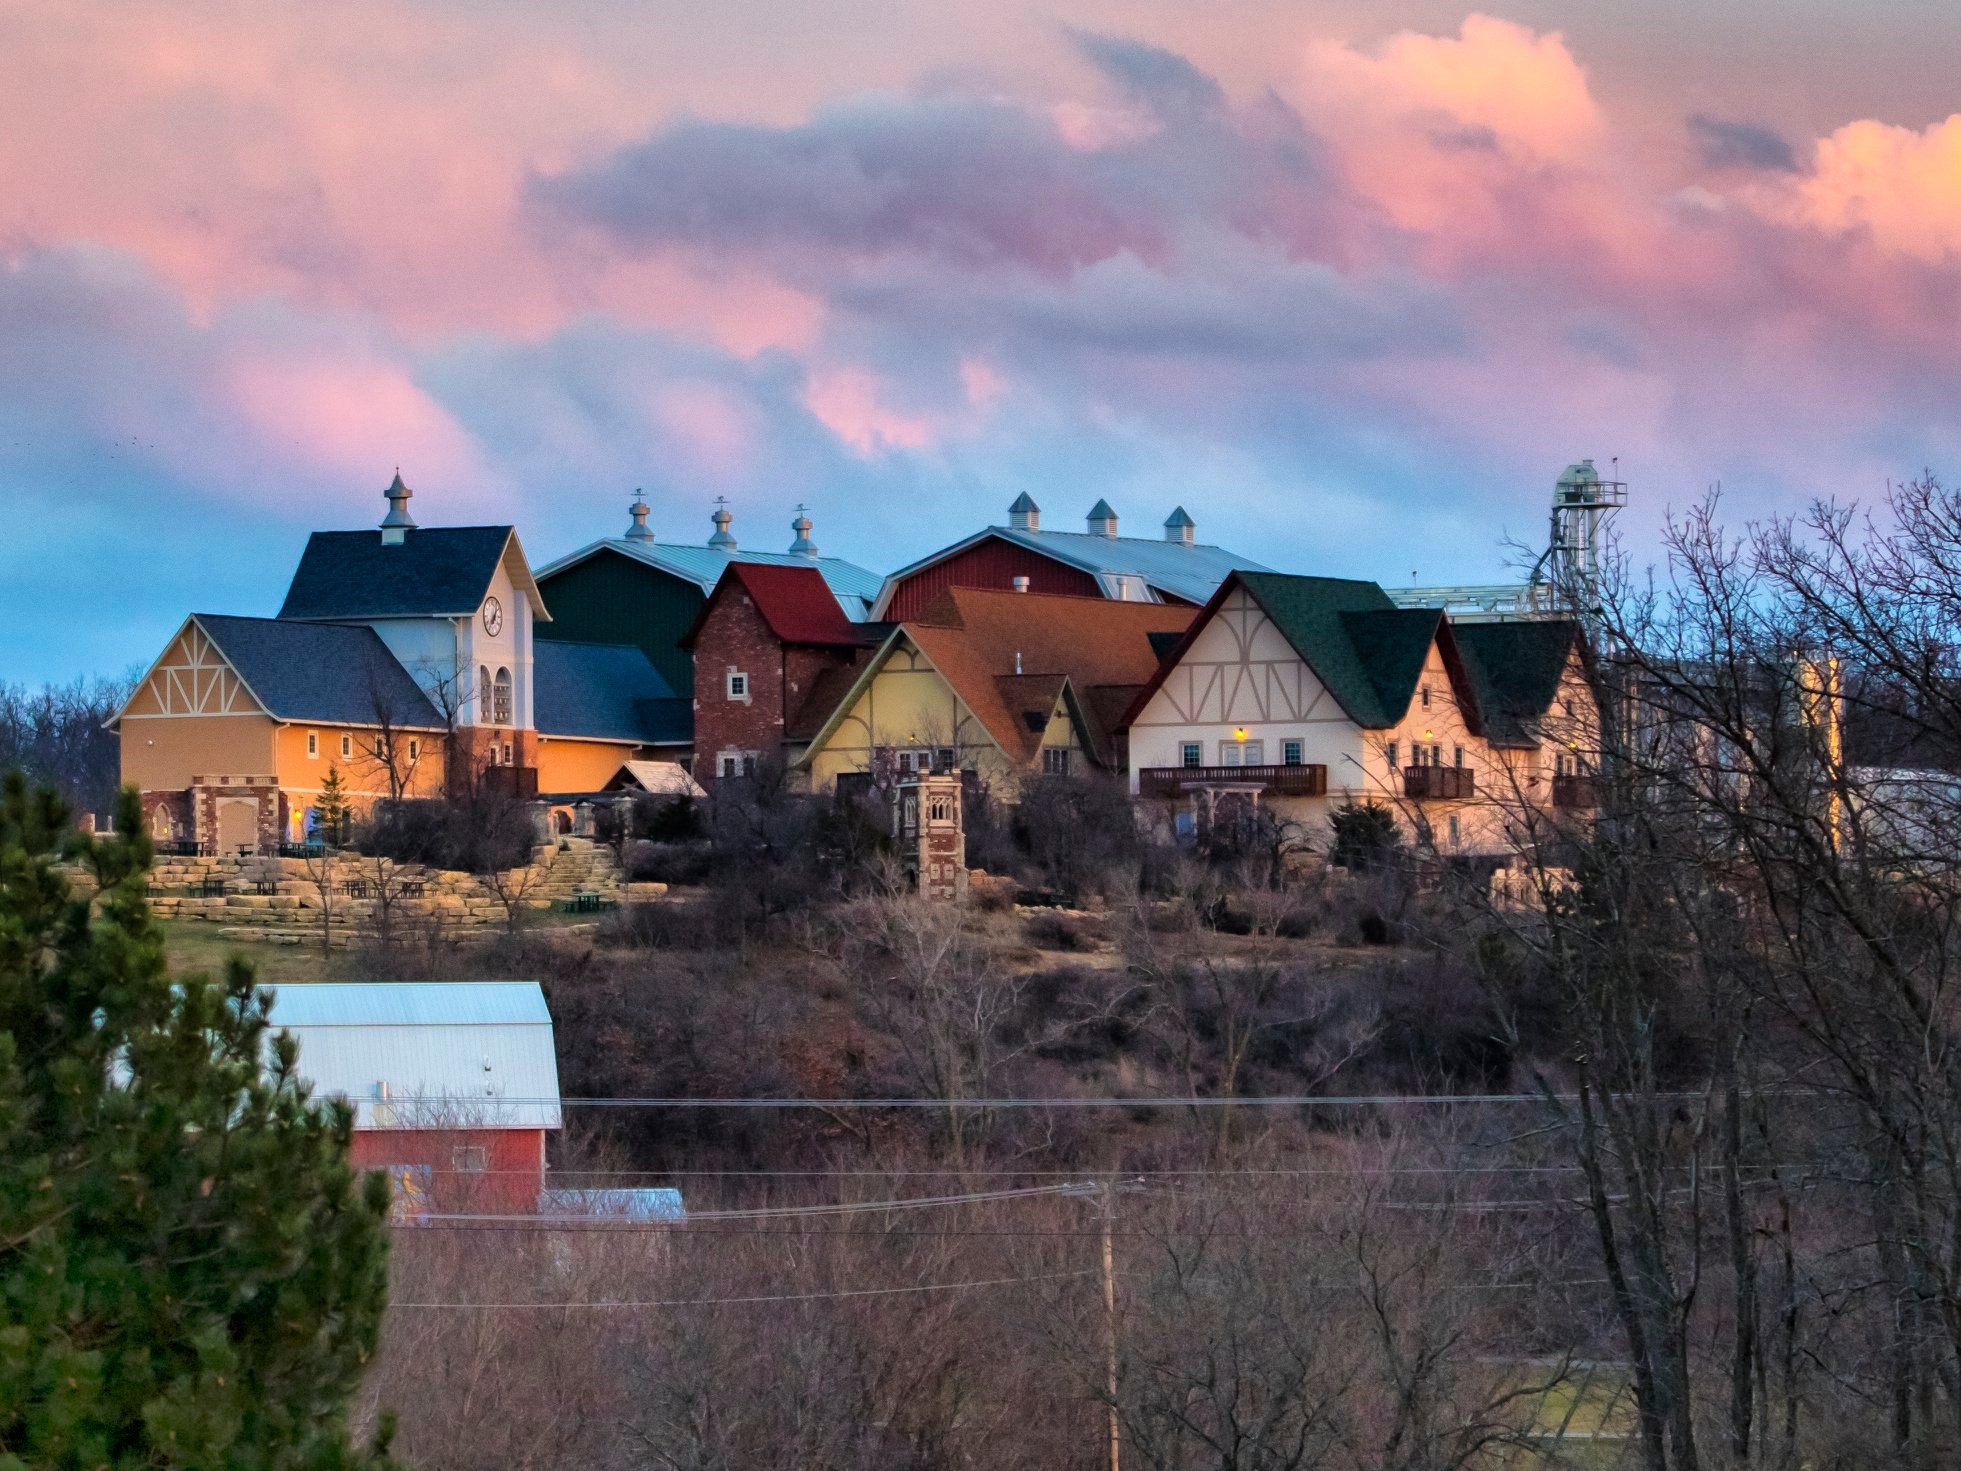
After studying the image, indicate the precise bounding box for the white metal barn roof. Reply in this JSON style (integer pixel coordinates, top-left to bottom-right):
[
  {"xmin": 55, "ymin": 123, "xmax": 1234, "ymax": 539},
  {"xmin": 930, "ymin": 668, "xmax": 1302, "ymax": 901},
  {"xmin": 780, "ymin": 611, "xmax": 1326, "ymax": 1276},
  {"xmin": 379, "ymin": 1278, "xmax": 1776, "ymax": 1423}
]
[{"xmin": 266, "ymin": 981, "xmax": 563, "ymax": 1131}]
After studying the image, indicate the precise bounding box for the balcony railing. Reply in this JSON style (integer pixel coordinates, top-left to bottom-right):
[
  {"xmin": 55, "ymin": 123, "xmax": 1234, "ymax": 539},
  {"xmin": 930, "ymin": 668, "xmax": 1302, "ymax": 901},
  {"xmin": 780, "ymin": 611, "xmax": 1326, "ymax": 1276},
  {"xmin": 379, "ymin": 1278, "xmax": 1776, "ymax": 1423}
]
[
  {"xmin": 1138, "ymin": 764, "xmax": 1329, "ymax": 799},
  {"xmin": 1402, "ymin": 764, "xmax": 1476, "ymax": 800},
  {"xmin": 1551, "ymin": 773, "xmax": 1599, "ymax": 808}
]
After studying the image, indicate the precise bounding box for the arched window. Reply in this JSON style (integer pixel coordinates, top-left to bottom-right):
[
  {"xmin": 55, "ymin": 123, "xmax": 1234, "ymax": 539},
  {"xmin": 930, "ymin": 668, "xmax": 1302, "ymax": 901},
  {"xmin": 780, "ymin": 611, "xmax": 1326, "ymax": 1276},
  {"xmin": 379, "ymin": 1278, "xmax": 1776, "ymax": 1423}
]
[
  {"xmin": 478, "ymin": 665, "xmax": 491, "ymax": 722},
  {"xmin": 493, "ymin": 667, "xmax": 512, "ymax": 726},
  {"xmin": 151, "ymin": 805, "xmax": 172, "ymax": 838}
]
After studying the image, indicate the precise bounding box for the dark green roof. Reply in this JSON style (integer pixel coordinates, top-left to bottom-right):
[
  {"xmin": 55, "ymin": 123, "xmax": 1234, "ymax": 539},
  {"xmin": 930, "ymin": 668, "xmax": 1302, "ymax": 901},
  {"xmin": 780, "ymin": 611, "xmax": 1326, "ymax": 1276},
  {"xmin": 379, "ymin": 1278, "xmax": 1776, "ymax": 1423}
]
[
  {"xmin": 1236, "ymin": 572, "xmax": 1443, "ymax": 727},
  {"xmin": 1451, "ymin": 621, "xmax": 1582, "ymax": 745}
]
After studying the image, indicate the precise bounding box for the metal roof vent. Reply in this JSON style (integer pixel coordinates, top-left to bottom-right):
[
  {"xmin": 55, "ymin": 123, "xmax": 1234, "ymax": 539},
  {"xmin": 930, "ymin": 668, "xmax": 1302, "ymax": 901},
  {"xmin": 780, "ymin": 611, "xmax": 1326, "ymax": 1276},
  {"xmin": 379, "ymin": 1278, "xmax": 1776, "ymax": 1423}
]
[
  {"xmin": 788, "ymin": 503, "xmax": 819, "ymax": 557},
  {"xmin": 624, "ymin": 491, "xmax": 655, "ymax": 543},
  {"xmin": 708, "ymin": 497, "xmax": 737, "ymax": 551},
  {"xmin": 1086, "ymin": 499, "xmax": 1119, "ymax": 538},
  {"xmin": 1012, "ymin": 576, "xmax": 1030, "ymax": 593},
  {"xmin": 1008, "ymin": 492, "xmax": 1040, "ymax": 532},
  {"xmin": 1164, "ymin": 506, "xmax": 1195, "ymax": 545},
  {"xmin": 379, "ymin": 470, "xmax": 416, "ymax": 546}
]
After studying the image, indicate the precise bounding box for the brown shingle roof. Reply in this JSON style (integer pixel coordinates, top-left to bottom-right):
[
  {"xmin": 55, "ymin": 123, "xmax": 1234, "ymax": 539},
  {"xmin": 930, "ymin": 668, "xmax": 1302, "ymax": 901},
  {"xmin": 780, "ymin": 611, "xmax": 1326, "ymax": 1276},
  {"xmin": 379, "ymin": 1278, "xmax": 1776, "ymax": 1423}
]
[{"xmin": 903, "ymin": 589, "xmax": 1193, "ymax": 765}]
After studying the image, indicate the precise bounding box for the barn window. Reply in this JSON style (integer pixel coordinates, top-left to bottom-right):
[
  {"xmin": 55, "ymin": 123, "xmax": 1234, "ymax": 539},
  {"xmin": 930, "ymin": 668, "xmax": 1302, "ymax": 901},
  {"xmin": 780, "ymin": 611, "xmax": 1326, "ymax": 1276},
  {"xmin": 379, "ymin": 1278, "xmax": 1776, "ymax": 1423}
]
[
  {"xmin": 492, "ymin": 668, "xmax": 512, "ymax": 726},
  {"xmin": 451, "ymin": 1146, "xmax": 488, "ymax": 1173}
]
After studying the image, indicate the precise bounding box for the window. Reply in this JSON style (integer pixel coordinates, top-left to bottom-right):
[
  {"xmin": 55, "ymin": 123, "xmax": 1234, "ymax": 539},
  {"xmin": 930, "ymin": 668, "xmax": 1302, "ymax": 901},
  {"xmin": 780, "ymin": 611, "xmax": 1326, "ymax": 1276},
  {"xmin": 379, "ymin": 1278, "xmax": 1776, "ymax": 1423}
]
[
  {"xmin": 1420, "ymin": 684, "xmax": 1431, "ymax": 709},
  {"xmin": 492, "ymin": 667, "xmax": 512, "ymax": 726},
  {"xmin": 1453, "ymin": 744, "xmax": 1464, "ymax": 769},
  {"xmin": 306, "ymin": 730, "xmax": 318, "ymax": 759},
  {"xmin": 451, "ymin": 1145, "xmax": 488, "ymax": 1173},
  {"xmin": 935, "ymin": 748, "xmax": 955, "ymax": 773},
  {"xmin": 1180, "ymin": 741, "xmax": 1202, "ymax": 768},
  {"xmin": 1220, "ymin": 739, "xmax": 1263, "ymax": 767},
  {"xmin": 339, "ymin": 733, "xmax": 352, "ymax": 759},
  {"xmin": 721, "ymin": 755, "xmax": 737, "ymax": 778},
  {"xmin": 897, "ymin": 750, "xmax": 914, "ymax": 774},
  {"xmin": 1043, "ymin": 747, "xmax": 1072, "ymax": 776},
  {"xmin": 502, "ymin": 741, "xmax": 513, "ymax": 766},
  {"xmin": 479, "ymin": 665, "xmax": 491, "ymax": 722},
  {"xmin": 1447, "ymin": 815, "xmax": 1460, "ymax": 847},
  {"xmin": 1385, "ymin": 740, "xmax": 1398, "ymax": 770},
  {"xmin": 742, "ymin": 754, "xmax": 756, "ymax": 777},
  {"xmin": 726, "ymin": 670, "xmax": 749, "ymax": 701},
  {"xmin": 1282, "ymin": 739, "xmax": 1303, "ymax": 767},
  {"xmin": 407, "ymin": 738, "xmax": 419, "ymax": 761}
]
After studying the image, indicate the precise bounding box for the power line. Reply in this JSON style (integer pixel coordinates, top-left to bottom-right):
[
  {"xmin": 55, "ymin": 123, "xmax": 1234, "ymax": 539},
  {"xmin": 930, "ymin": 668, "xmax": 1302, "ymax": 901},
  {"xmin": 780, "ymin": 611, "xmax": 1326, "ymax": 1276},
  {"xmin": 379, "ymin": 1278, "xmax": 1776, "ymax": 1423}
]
[
  {"xmin": 420, "ymin": 1182, "xmax": 1094, "ymax": 1225},
  {"xmin": 441, "ymin": 1089, "xmax": 1828, "ymax": 1111},
  {"xmin": 389, "ymin": 1268, "xmax": 1096, "ymax": 1311}
]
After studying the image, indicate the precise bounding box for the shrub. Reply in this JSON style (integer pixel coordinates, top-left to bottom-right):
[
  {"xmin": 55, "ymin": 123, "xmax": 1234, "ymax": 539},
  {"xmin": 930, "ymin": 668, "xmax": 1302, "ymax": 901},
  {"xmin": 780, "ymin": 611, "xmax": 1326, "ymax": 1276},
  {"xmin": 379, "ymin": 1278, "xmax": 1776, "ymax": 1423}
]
[{"xmin": 1329, "ymin": 800, "xmax": 1403, "ymax": 873}]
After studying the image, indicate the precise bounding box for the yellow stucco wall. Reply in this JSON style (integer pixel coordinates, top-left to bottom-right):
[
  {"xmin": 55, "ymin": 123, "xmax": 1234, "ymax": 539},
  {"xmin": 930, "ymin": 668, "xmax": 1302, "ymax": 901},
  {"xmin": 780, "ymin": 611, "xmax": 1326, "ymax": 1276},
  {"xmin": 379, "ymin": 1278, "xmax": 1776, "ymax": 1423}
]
[
  {"xmin": 121, "ymin": 715, "xmax": 277, "ymax": 792},
  {"xmin": 804, "ymin": 643, "xmax": 1030, "ymax": 794},
  {"xmin": 536, "ymin": 739, "xmax": 637, "ymax": 794}
]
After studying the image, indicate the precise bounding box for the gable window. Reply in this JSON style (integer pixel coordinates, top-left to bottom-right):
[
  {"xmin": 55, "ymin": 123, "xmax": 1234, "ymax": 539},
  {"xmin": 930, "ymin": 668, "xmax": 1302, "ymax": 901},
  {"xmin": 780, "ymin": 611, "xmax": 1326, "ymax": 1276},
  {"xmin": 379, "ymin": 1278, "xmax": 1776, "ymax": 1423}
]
[
  {"xmin": 1281, "ymin": 739, "xmax": 1304, "ymax": 767},
  {"xmin": 1420, "ymin": 684, "xmax": 1431, "ymax": 709},
  {"xmin": 306, "ymin": 730, "xmax": 318, "ymax": 759},
  {"xmin": 1180, "ymin": 742, "xmax": 1202, "ymax": 768},
  {"xmin": 726, "ymin": 670, "xmax": 750, "ymax": 702},
  {"xmin": 1043, "ymin": 747, "xmax": 1072, "ymax": 776},
  {"xmin": 492, "ymin": 667, "xmax": 512, "ymax": 726},
  {"xmin": 340, "ymin": 733, "xmax": 352, "ymax": 759},
  {"xmin": 1453, "ymin": 744, "xmax": 1464, "ymax": 769}
]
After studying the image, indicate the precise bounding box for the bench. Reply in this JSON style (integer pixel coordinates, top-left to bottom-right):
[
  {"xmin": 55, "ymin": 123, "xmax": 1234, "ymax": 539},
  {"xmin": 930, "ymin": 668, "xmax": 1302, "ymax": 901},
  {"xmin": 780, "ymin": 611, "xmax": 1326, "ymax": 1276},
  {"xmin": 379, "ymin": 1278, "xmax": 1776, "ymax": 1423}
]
[
  {"xmin": 339, "ymin": 879, "xmax": 369, "ymax": 899},
  {"xmin": 194, "ymin": 877, "xmax": 227, "ymax": 898},
  {"xmin": 399, "ymin": 879, "xmax": 426, "ymax": 899}
]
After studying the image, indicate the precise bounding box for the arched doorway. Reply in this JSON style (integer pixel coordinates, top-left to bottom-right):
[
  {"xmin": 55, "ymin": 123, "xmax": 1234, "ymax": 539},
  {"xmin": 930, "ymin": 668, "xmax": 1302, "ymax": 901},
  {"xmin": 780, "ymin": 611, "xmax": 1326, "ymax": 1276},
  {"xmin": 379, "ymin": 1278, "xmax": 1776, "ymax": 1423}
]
[
  {"xmin": 216, "ymin": 799, "xmax": 257, "ymax": 854},
  {"xmin": 151, "ymin": 805, "xmax": 173, "ymax": 839}
]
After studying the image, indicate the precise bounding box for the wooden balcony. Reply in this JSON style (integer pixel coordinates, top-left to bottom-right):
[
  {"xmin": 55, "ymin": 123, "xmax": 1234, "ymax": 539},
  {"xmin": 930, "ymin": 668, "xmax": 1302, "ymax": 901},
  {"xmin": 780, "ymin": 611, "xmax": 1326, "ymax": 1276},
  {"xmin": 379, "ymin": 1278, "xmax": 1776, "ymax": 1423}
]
[
  {"xmin": 1401, "ymin": 764, "xmax": 1476, "ymax": 800},
  {"xmin": 1551, "ymin": 773, "xmax": 1599, "ymax": 808},
  {"xmin": 1138, "ymin": 764, "xmax": 1329, "ymax": 799}
]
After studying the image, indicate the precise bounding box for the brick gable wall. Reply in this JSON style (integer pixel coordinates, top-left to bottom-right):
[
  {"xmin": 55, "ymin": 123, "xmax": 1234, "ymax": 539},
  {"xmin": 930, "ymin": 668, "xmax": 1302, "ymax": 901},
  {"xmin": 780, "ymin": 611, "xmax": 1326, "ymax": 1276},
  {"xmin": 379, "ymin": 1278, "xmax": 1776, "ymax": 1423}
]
[{"xmin": 692, "ymin": 589, "xmax": 861, "ymax": 788}]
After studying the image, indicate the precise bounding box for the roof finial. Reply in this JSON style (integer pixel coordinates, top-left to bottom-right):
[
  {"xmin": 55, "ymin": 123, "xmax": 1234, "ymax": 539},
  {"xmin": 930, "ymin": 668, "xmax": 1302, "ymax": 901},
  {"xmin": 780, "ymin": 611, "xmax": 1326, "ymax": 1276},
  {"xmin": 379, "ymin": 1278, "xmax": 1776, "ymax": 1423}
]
[
  {"xmin": 380, "ymin": 469, "xmax": 416, "ymax": 544},
  {"xmin": 624, "ymin": 490, "xmax": 655, "ymax": 543},
  {"xmin": 788, "ymin": 502, "xmax": 819, "ymax": 557},
  {"xmin": 708, "ymin": 496, "xmax": 737, "ymax": 551}
]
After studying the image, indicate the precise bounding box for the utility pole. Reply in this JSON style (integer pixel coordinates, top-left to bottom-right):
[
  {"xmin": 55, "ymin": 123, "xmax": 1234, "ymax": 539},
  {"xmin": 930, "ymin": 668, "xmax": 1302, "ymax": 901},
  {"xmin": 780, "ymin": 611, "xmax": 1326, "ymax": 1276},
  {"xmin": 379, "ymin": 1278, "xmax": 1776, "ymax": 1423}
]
[{"xmin": 1102, "ymin": 1178, "xmax": 1120, "ymax": 1471}]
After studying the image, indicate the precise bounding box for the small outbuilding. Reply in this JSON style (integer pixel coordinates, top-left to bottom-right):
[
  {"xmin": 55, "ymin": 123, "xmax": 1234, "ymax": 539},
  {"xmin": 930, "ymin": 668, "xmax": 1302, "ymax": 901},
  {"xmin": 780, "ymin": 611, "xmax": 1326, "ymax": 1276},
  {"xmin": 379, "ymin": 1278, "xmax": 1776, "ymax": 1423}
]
[{"xmin": 268, "ymin": 980, "xmax": 563, "ymax": 1217}]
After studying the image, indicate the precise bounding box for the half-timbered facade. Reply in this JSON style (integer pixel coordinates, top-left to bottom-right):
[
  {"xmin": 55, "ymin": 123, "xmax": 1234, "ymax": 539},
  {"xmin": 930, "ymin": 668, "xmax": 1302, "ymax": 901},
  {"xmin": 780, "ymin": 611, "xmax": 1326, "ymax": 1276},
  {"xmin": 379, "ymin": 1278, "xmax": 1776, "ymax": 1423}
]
[{"xmin": 1123, "ymin": 572, "xmax": 1594, "ymax": 851}]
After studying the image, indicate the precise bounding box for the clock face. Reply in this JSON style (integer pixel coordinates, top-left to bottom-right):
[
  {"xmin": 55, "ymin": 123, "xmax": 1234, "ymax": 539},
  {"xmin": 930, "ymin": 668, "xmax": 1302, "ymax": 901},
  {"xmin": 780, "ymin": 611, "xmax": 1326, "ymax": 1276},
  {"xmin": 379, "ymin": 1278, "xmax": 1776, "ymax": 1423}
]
[{"xmin": 481, "ymin": 596, "xmax": 504, "ymax": 636}]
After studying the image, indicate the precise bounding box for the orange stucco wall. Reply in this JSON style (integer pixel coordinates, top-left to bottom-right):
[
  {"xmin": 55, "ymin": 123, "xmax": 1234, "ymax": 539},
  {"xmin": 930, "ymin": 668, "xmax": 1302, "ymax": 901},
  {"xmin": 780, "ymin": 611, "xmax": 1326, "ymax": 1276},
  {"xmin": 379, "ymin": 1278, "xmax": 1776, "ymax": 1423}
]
[
  {"xmin": 272, "ymin": 723, "xmax": 446, "ymax": 801},
  {"xmin": 536, "ymin": 738, "xmax": 638, "ymax": 794},
  {"xmin": 121, "ymin": 714, "xmax": 277, "ymax": 792}
]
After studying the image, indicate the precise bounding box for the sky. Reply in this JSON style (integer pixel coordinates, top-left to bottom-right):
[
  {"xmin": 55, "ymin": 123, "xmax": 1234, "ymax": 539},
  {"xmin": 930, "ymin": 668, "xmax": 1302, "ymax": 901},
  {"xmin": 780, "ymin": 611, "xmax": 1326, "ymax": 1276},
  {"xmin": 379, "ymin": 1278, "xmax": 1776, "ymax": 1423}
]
[{"xmin": 5, "ymin": 0, "xmax": 1961, "ymax": 683}]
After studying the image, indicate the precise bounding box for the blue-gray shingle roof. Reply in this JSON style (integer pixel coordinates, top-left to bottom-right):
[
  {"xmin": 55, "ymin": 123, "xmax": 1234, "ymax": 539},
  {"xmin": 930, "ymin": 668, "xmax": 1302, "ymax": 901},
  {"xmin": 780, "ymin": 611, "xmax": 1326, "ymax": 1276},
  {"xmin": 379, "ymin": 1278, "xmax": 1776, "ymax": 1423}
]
[
  {"xmin": 533, "ymin": 641, "xmax": 690, "ymax": 745},
  {"xmin": 194, "ymin": 615, "xmax": 442, "ymax": 727},
  {"xmin": 537, "ymin": 539, "xmax": 883, "ymax": 620},
  {"xmin": 278, "ymin": 526, "xmax": 519, "ymax": 620}
]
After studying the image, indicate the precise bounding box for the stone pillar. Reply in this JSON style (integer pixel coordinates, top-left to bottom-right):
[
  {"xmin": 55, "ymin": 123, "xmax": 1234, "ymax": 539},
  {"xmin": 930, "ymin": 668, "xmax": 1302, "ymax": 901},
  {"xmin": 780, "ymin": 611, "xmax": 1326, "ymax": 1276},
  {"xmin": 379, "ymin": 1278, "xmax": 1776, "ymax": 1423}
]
[{"xmin": 895, "ymin": 773, "xmax": 967, "ymax": 901}]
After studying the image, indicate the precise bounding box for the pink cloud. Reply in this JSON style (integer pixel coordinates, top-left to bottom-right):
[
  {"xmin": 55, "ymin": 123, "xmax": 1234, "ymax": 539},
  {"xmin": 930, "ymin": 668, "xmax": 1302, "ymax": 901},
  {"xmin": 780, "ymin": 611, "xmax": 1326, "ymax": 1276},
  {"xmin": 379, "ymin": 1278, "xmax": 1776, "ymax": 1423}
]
[
  {"xmin": 803, "ymin": 368, "xmax": 937, "ymax": 455},
  {"xmin": 1775, "ymin": 115, "xmax": 1961, "ymax": 262}
]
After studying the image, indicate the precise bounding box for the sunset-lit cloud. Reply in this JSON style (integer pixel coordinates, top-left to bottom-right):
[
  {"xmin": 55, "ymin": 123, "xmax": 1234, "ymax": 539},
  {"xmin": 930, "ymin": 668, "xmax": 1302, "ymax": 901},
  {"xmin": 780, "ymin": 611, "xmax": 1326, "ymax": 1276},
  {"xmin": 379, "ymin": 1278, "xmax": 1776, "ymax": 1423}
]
[{"xmin": 4, "ymin": 2, "xmax": 1961, "ymax": 681}]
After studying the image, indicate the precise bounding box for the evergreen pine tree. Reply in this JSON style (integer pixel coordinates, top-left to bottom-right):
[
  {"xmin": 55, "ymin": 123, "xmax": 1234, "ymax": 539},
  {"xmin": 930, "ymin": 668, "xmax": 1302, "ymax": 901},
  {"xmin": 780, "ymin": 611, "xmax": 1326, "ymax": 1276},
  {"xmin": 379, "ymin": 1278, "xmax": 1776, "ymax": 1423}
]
[
  {"xmin": 315, "ymin": 764, "xmax": 351, "ymax": 847},
  {"xmin": 0, "ymin": 774, "xmax": 394, "ymax": 1468}
]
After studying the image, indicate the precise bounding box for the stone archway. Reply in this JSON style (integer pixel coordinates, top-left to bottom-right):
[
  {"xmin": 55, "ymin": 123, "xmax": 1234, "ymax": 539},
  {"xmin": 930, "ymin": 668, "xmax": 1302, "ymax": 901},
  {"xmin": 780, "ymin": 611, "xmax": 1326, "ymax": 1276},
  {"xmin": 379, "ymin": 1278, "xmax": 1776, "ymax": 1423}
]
[{"xmin": 151, "ymin": 805, "xmax": 174, "ymax": 839}]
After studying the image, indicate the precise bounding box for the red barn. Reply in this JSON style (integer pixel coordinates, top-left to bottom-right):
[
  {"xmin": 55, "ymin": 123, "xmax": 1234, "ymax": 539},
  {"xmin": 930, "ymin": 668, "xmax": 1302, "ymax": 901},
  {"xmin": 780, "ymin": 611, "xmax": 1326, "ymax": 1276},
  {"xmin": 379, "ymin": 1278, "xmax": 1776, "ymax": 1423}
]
[{"xmin": 268, "ymin": 980, "xmax": 562, "ymax": 1217}]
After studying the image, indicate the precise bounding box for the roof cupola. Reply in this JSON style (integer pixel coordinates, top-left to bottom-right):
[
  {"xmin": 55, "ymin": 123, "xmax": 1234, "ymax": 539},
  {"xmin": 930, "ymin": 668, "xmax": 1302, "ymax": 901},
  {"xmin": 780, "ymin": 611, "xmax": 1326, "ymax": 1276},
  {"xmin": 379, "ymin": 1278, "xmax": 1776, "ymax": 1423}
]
[
  {"xmin": 1086, "ymin": 499, "xmax": 1119, "ymax": 538},
  {"xmin": 1164, "ymin": 506, "xmax": 1195, "ymax": 545},
  {"xmin": 789, "ymin": 503, "xmax": 819, "ymax": 557},
  {"xmin": 1008, "ymin": 492, "xmax": 1041, "ymax": 532},
  {"xmin": 624, "ymin": 491, "xmax": 655, "ymax": 543},
  {"xmin": 708, "ymin": 497, "xmax": 737, "ymax": 551},
  {"xmin": 379, "ymin": 470, "xmax": 416, "ymax": 545}
]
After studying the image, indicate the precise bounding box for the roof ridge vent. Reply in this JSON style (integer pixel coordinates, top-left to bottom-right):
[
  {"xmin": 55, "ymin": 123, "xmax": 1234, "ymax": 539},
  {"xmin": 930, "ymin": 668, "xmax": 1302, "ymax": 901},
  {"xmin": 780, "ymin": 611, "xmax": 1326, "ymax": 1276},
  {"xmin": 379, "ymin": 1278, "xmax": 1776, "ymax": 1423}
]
[
  {"xmin": 624, "ymin": 491, "xmax": 655, "ymax": 543},
  {"xmin": 1086, "ymin": 498, "xmax": 1119, "ymax": 538},
  {"xmin": 380, "ymin": 470, "xmax": 415, "ymax": 545},
  {"xmin": 708, "ymin": 497, "xmax": 737, "ymax": 551},
  {"xmin": 1164, "ymin": 505, "xmax": 1196, "ymax": 545},
  {"xmin": 1008, "ymin": 492, "xmax": 1040, "ymax": 532},
  {"xmin": 788, "ymin": 503, "xmax": 818, "ymax": 557}
]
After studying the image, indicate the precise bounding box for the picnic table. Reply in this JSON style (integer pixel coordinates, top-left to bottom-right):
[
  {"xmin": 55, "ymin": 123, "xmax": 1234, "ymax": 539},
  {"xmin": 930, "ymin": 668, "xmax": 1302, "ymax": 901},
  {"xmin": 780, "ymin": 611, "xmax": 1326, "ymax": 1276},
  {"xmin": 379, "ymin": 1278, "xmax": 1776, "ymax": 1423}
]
[
  {"xmin": 194, "ymin": 877, "xmax": 226, "ymax": 898},
  {"xmin": 339, "ymin": 879, "xmax": 370, "ymax": 899},
  {"xmin": 253, "ymin": 878, "xmax": 278, "ymax": 896},
  {"xmin": 399, "ymin": 879, "xmax": 426, "ymax": 898},
  {"xmin": 562, "ymin": 889, "xmax": 610, "ymax": 914}
]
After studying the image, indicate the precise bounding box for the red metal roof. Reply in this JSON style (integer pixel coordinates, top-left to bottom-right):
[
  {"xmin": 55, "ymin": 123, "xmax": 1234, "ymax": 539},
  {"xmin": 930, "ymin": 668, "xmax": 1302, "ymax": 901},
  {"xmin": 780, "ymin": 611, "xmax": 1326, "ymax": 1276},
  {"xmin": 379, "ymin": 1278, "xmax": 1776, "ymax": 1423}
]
[{"xmin": 695, "ymin": 562, "xmax": 864, "ymax": 648}]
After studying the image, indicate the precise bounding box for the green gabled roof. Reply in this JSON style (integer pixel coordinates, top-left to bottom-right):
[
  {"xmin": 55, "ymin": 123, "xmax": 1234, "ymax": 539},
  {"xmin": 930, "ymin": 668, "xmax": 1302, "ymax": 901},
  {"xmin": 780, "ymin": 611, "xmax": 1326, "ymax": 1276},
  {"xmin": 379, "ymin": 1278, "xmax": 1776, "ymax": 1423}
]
[
  {"xmin": 1452, "ymin": 620, "xmax": 1582, "ymax": 745},
  {"xmin": 1236, "ymin": 572, "xmax": 1443, "ymax": 727}
]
